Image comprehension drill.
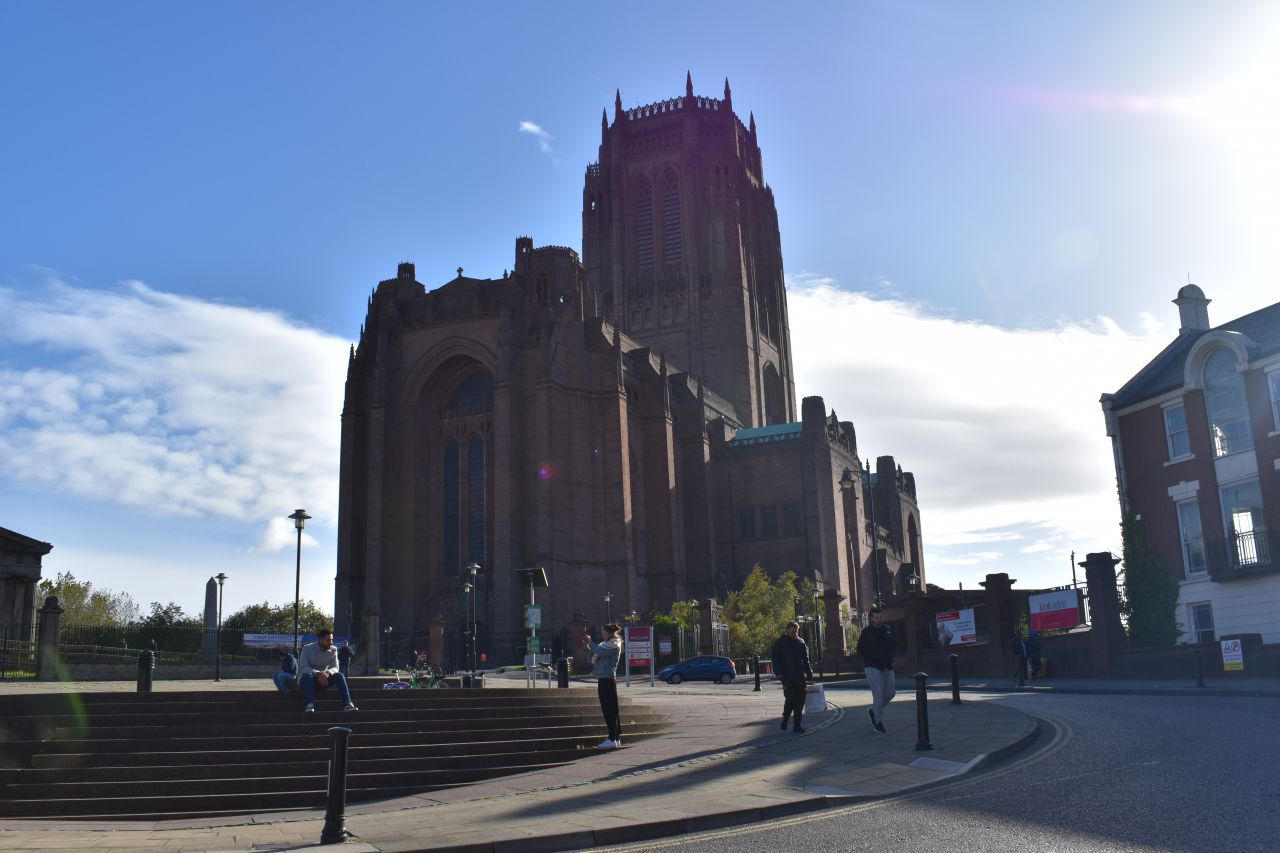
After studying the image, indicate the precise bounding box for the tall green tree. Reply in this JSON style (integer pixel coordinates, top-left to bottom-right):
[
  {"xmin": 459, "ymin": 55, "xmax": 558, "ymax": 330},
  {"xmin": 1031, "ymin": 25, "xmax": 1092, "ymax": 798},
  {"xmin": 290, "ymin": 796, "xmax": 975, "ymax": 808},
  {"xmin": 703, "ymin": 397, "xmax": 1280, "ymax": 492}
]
[
  {"xmin": 36, "ymin": 571, "xmax": 140, "ymax": 626},
  {"xmin": 723, "ymin": 565, "xmax": 799, "ymax": 656},
  {"xmin": 222, "ymin": 600, "xmax": 333, "ymax": 634},
  {"xmin": 139, "ymin": 601, "xmax": 200, "ymax": 631},
  {"xmin": 1119, "ymin": 513, "xmax": 1180, "ymax": 647}
]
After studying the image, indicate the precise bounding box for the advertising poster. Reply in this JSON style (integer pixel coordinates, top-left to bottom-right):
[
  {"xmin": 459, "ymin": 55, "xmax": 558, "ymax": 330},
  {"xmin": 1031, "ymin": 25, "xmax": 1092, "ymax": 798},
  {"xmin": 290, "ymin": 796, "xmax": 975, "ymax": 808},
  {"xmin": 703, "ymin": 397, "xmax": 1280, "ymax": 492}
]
[
  {"xmin": 1221, "ymin": 638, "xmax": 1244, "ymax": 671},
  {"xmin": 1029, "ymin": 589, "xmax": 1083, "ymax": 632},
  {"xmin": 659, "ymin": 635, "xmax": 672, "ymax": 655},
  {"xmin": 935, "ymin": 609, "xmax": 977, "ymax": 645}
]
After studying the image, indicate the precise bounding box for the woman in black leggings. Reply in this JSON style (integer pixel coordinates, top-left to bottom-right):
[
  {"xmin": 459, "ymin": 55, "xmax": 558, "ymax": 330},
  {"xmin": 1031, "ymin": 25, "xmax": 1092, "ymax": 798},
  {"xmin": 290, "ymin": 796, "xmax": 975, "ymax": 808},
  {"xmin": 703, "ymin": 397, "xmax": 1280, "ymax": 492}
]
[{"xmin": 585, "ymin": 623, "xmax": 623, "ymax": 748}]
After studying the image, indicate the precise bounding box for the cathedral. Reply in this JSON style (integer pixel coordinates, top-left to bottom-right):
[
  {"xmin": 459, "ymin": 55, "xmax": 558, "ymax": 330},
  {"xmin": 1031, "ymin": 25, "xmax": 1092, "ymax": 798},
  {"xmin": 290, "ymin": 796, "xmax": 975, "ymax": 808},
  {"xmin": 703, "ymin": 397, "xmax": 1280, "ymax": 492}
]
[{"xmin": 335, "ymin": 75, "xmax": 925, "ymax": 669}]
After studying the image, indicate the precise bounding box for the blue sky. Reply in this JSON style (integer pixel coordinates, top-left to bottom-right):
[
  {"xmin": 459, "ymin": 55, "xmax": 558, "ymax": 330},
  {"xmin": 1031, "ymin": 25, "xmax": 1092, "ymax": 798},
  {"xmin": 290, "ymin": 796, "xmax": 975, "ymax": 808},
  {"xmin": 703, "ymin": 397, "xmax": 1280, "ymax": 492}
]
[{"xmin": 2, "ymin": 2, "xmax": 1277, "ymax": 619}]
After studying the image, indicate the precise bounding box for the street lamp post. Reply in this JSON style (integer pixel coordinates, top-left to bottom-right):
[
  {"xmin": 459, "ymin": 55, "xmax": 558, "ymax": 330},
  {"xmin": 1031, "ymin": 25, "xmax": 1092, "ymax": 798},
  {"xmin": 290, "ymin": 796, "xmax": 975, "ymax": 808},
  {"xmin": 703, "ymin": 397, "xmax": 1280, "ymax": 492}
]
[
  {"xmin": 384, "ymin": 625, "xmax": 393, "ymax": 670},
  {"xmin": 466, "ymin": 562, "xmax": 481, "ymax": 672},
  {"xmin": 603, "ymin": 591, "xmax": 612, "ymax": 623},
  {"xmin": 214, "ymin": 572, "xmax": 228, "ymax": 682},
  {"xmin": 289, "ymin": 509, "xmax": 311, "ymax": 655},
  {"xmin": 462, "ymin": 580, "xmax": 473, "ymax": 673}
]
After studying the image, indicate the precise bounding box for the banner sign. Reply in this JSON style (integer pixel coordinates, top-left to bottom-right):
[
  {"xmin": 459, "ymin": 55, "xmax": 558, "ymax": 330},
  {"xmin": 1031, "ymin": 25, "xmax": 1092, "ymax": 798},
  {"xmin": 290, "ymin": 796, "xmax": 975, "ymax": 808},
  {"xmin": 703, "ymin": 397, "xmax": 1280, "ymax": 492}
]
[
  {"xmin": 659, "ymin": 635, "xmax": 672, "ymax": 655},
  {"xmin": 1221, "ymin": 638, "xmax": 1244, "ymax": 671},
  {"xmin": 935, "ymin": 609, "xmax": 976, "ymax": 646},
  {"xmin": 524, "ymin": 604, "xmax": 542, "ymax": 629},
  {"xmin": 244, "ymin": 633, "xmax": 295, "ymax": 648},
  {"xmin": 1029, "ymin": 589, "xmax": 1083, "ymax": 632},
  {"xmin": 625, "ymin": 626, "xmax": 652, "ymax": 666},
  {"xmin": 243, "ymin": 633, "xmax": 350, "ymax": 649}
]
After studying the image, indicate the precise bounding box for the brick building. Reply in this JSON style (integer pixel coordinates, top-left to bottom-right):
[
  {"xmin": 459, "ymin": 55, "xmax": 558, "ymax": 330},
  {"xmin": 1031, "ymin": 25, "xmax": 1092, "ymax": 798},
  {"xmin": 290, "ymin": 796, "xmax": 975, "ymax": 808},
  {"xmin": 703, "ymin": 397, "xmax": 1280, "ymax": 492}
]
[
  {"xmin": 336, "ymin": 77, "xmax": 924, "ymax": 668},
  {"xmin": 1101, "ymin": 285, "xmax": 1280, "ymax": 644}
]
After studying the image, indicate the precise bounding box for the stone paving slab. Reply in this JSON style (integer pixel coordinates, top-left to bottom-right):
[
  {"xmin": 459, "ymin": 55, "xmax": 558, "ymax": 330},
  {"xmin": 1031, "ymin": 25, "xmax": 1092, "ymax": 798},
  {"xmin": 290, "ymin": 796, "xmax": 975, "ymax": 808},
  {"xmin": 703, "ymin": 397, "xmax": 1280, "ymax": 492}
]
[{"xmin": 0, "ymin": 677, "xmax": 1039, "ymax": 852}]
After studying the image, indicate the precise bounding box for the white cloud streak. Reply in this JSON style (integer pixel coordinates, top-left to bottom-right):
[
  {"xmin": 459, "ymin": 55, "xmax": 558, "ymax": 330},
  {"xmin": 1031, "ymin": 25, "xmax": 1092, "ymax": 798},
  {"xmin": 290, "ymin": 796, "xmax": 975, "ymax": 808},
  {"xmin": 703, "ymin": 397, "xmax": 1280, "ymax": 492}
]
[
  {"xmin": 0, "ymin": 276, "xmax": 348, "ymax": 551},
  {"xmin": 518, "ymin": 120, "xmax": 559, "ymax": 161}
]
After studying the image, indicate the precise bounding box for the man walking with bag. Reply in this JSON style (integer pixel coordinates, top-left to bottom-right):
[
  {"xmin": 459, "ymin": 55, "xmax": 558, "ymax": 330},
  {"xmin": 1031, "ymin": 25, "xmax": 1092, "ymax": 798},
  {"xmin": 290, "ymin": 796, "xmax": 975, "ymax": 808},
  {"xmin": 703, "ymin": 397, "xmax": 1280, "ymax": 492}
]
[
  {"xmin": 771, "ymin": 620, "xmax": 813, "ymax": 733},
  {"xmin": 857, "ymin": 607, "xmax": 895, "ymax": 733}
]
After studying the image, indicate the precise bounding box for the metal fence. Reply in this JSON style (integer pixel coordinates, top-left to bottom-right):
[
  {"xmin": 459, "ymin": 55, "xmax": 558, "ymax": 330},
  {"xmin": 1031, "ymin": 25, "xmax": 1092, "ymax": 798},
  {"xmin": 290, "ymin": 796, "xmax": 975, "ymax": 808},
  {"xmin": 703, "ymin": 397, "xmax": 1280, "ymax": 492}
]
[
  {"xmin": 0, "ymin": 623, "xmax": 36, "ymax": 679},
  {"xmin": 56, "ymin": 624, "xmax": 322, "ymax": 665}
]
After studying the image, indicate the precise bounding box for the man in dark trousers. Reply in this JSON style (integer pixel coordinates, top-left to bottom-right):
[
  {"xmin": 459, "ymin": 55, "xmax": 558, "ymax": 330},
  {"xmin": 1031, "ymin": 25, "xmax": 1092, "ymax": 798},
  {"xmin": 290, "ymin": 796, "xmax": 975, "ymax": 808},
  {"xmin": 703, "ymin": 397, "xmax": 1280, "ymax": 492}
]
[
  {"xmin": 857, "ymin": 607, "xmax": 895, "ymax": 733},
  {"xmin": 771, "ymin": 620, "xmax": 813, "ymax": 733},
  {"xmin": 337, "ymin": 640, "xmax": 354, "ymax": 676}
]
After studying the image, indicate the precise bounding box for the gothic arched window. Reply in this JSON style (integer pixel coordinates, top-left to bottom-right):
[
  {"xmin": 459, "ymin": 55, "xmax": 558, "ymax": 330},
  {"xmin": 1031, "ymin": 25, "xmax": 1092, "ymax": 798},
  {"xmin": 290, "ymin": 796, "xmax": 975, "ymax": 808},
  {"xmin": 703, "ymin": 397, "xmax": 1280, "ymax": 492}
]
[
  {"xmin": 763, "ymin": 363, "xmax": 784, "ymax": 426},
  {"xmin": 635, "ymin": 179, "xmax": 655, "ymax": 268},
  {"xmin": 445, "ymin": 374, "xmax": 494, "ymax": 414},
  {"xmin": 661, "ymin": 174, "xmax": 682, "ymax": 265},
  {"xmin": 442, "ymin": 440, "xmax": 460, "ymax": 576},
  {"xmin": 466, "ymin": 437, "xmax": 486, "ymax": 567}
]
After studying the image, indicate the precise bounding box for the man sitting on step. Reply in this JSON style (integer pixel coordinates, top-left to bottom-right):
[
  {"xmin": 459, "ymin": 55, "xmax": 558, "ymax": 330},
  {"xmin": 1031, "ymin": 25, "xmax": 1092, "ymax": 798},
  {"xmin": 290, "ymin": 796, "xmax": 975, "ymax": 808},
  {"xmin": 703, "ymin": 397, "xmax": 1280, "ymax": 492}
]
[
  {"xmin": 272, "ymin": 650, "xmax": 298, "ymax": 691},
  {"xmin": 299, "ymin": 628, "xmax": 358, "ymax": 712}
]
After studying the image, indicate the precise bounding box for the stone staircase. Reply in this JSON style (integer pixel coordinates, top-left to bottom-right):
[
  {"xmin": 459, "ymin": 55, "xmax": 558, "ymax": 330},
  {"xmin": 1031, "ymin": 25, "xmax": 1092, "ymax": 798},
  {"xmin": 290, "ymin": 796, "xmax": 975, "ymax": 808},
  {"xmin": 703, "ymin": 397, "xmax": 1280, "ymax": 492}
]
[{"xmin": 0, "ymin": 681, "xmax": 666, "ymax": 820}]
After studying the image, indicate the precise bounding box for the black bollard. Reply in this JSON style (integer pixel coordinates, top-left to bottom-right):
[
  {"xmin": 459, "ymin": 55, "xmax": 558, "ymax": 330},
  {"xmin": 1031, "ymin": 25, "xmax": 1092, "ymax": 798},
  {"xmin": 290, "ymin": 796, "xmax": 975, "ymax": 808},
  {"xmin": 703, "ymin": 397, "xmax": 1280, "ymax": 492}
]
[
  {"xmin": 556, "ymin": 656, "xmax": 570, "ymax": 689},
  {"xmin": 321, "ymin": 726, "xmax": 353, "ymax": 844},
  {"xmin": 136, "ymin": 646, "xmax": 155, "ymax": 693},
  {"xmin": 753, "ymin": 655, "xmax": 761, "ymax": 692},
  {"xmin": 949, "ymin": 654, "xmax": 961, "ymax": 705},
  {"xmin": 913, "ymin": 671, "xmax": 933, "ymax": 751}
]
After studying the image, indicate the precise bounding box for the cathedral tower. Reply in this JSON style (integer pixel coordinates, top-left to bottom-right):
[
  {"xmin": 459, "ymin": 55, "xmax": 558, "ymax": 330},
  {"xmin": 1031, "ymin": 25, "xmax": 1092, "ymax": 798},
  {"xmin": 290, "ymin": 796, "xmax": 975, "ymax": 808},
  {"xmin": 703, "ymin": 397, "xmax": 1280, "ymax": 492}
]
[{"xmin": 582, "ymin": 74, "xmax": 796, "ymax": 428}]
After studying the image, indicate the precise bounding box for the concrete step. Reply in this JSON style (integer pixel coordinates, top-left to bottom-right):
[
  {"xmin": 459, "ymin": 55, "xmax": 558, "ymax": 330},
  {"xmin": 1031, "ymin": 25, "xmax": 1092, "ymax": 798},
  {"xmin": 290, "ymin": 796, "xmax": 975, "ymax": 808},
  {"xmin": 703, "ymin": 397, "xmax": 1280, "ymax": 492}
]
[
  {"xmin": 0, "ymin": 688, "xmax": 667, "ymax": 819},
  {"xmin": 49, "ymin": 712, "xmax": 669, "ymax": 744},
  {"xmin": 37, "ymin": 717, "xmax": 669, "ymax": 756}
]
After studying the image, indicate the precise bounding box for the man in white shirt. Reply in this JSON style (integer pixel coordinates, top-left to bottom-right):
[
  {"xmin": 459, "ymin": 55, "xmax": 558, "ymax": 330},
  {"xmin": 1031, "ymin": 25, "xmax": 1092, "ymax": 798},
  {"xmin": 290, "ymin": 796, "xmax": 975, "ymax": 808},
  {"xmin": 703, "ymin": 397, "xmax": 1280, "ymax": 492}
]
[{"xmin": 298, "ymin": 628, "xmax": 358, "ymax": 712}]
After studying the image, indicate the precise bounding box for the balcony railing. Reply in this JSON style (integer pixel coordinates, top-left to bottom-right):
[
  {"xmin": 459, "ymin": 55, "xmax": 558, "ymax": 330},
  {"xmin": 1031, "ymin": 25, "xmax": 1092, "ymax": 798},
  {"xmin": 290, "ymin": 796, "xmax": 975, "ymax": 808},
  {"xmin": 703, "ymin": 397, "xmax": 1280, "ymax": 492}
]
[{"xmin": 1206, "ymin": 528, "xmax": 1279, "ymax": 582}]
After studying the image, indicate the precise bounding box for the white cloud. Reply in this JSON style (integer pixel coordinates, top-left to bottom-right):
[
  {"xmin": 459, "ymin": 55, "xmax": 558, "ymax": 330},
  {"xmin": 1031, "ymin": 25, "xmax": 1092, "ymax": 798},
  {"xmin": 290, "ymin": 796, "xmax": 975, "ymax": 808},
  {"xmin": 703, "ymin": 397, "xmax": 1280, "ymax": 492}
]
[
  {"xmin": 787, "ymin": 274, "xmax": 1167, "ymax": 589},
  {"xmin": 518, "ymin": 120, "xmax": 559, "ymax": 162},
  {"xmin": 0, "ymin": 277, "xmax": 348, "ymax": 539}
]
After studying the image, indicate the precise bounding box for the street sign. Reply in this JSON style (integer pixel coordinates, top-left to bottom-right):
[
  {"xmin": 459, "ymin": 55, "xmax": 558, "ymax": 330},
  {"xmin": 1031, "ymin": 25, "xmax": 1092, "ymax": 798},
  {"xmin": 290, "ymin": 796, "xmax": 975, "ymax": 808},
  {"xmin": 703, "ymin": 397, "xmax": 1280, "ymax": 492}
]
[
  {"xmin": 625, "ymin": 627, "xmax": 652, "ymax": 665},
  {"xmin": 528, "ymin": 636, "xmax": 540, "ymax": 655},
  {"xmin": 525, "ymin": 605, "xmax": 542, "ymax": 629},
  {"xmin": 1221, "ymin": 639, "xmax": 1244, "ymax": 671}
]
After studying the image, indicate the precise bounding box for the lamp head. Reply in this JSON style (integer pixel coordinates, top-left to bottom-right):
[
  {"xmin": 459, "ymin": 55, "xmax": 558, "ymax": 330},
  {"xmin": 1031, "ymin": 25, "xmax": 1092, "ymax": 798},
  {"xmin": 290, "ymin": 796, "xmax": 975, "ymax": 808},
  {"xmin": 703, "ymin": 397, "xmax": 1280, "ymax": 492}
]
[
  {"xmin": 215, "ymin": 572, "xmax": 228, "ymax": 586},
  {"xmin": 290, "ymin": 508, "xmax": 312, "ymax": 530},
  {"xmin": 839, "ymin": 468, "xmax": 855, "ymax": 492}
]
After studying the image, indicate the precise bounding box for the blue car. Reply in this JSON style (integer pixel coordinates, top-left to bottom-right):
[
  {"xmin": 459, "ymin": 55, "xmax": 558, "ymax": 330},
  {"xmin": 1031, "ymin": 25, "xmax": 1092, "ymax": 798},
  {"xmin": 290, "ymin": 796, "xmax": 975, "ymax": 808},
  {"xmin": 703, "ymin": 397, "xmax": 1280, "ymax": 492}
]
[{"xmin": 659, "ymin": 655, "xmax": 736, "ymax": 684}]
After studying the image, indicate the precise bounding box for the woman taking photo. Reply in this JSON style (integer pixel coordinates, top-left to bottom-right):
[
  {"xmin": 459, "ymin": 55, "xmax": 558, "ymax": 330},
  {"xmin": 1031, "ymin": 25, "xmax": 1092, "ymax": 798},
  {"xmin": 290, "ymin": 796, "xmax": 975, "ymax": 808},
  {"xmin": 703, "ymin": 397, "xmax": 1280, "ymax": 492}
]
[{"xmin": 584, "ymin": 623, "xmax": 623, "ymax": 748}]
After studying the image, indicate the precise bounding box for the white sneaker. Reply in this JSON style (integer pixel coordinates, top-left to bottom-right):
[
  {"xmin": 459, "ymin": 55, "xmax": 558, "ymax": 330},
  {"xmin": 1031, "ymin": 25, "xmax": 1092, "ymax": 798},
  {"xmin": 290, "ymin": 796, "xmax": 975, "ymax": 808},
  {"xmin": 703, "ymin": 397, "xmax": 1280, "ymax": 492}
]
[
  {"xmin": 596, "ymin": 738, "xmax": 617, "ymax": 749},
  {"xmin": 343, "ymin": 703, "xmax": 358, "ymax": 712},
  {"xmin": 613, "ymin": 738, "xmax": 622, "ymax": 748},
  {"xmin": 304, "ymin": 703, "xmax": 316, "ymax": 712}
]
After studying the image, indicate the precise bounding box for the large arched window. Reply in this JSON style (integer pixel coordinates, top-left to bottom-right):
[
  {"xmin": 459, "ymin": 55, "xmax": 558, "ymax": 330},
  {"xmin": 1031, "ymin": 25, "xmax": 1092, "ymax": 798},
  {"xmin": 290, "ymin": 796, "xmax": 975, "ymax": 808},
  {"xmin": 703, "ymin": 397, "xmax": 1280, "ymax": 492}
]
[
  {"xmin": 661, "ymin": 174, "xmax": 682, "ymax": 265},
  {"xmin": 466, "ymin": 437, "xmax": 486, "ymax": 567},
  {"xmin": 1204, "ymin": 349, "xmax": 1252, "ymax": 457},
  {"xmin": 445, "ymin": 373, "xmax": 494, "ymax": 414},
  {"xmin": 439, "ymin": 369, "xmax": 493, "ymax": 578},
  {"xmin": 635, "ymin": 179, "xmax": 654, "ymax": 268},
  {"xmin": 442, "ymin": 441, "xmax": 460, "ymax": 576},
  {"xmin": 763, "ymin": 363, "xmax": 784, "ymax": 426}
]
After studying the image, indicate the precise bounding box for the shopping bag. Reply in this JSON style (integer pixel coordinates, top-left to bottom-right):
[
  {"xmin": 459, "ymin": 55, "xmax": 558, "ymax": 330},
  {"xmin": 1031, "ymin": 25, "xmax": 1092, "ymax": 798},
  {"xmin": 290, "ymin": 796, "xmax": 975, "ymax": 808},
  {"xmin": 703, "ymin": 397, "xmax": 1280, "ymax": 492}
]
[{"xmin": 804, "ymin": 682, "xmax": 826, "ymax": 714}]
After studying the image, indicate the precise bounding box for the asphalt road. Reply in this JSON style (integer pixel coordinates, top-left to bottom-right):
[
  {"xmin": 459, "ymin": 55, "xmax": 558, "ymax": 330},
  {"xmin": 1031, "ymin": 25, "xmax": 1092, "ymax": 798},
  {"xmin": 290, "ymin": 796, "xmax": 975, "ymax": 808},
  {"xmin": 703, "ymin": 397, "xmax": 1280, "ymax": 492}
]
[{"xmin": 596, "ymin": 690, "xmax": 1280, "ymax": 853}]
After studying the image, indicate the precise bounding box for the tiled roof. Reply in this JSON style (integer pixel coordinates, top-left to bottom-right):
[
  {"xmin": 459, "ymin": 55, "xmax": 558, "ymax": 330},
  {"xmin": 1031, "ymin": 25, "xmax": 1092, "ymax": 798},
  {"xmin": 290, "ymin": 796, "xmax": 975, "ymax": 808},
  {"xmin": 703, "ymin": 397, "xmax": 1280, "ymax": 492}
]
[
  {"xmin": 729, "ymin": 423, "xmax": 801, "ymax": 445},
  {"xmin": 1110, "ymin": 300, "xmax": 1280, "ymax": 408}
]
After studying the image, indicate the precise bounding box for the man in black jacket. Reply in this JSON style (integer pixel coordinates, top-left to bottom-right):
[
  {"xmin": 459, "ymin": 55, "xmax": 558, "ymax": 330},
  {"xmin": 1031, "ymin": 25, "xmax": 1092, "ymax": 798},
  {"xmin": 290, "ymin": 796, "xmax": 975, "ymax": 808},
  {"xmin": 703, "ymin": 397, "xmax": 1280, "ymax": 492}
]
[
  {"xmin": 771, "ymin": 621, "xmax": 813, "ymax": 733},
  {"xmin": 856, "ymin": 607, "xmax": 895, "ymax": 733}
]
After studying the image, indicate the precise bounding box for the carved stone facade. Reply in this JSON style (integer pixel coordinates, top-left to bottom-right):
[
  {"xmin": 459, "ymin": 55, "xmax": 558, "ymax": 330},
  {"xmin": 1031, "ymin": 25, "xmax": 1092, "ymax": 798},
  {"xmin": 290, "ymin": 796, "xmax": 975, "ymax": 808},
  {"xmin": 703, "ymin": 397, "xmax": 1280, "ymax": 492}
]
[
  {"xmin": 0, "ymin": 526, "xmax": 51, "ymax": 631},
  {"xmin": 336, "ymin": 77, "xmax": 924, "ymax": 668}
]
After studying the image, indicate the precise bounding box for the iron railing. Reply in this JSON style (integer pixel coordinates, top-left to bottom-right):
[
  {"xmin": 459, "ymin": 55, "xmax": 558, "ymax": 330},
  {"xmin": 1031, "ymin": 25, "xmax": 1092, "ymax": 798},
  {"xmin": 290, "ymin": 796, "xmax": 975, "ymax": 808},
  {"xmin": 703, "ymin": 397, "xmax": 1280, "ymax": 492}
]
[
  {"xmin": 1207, "ymin": 528, "xmax": 1278, "ymax": 581},
  {"xmin": 0, "ymin": 623, "xmax": 36, "ymax": 679}
]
